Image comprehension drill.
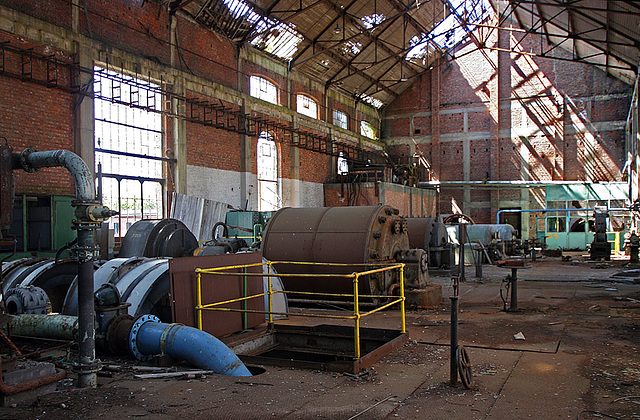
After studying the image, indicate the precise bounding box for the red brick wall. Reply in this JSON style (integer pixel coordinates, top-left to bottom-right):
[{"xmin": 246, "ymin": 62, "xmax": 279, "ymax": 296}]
[
  {"xmin": 384, "ymin": 19, "xmax": 632, "ymax": 223},
  {"xmin": 0, "ymin": 32, "xmax": 74, "ymax": 195},
  {"xmin": 0, "ymin": 0, "xmax": 71, "ymax": 30},
  {"xmin": 176, "ymin": 18, "xmax": 238, "ymax": 88},
  {"xmin": 186, "ymin": 123, "xmax": 242, "ymax": 172},
  {"xmin": 84, "ymin": 0, "xmax": 171, "ymax": 64},
  {"xmin": 299, "ymin": 148, "xmax": 331, "ymax": 184}
]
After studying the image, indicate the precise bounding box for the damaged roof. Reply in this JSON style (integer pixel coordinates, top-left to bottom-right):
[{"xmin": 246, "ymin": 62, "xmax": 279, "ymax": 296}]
[
  {"xmin": 500, "ymin": 0, "xmax": 640, "ymax": 85},
  {"xmin": 167, "ymin": 0, "xmax": 495, "ymax": 107}
]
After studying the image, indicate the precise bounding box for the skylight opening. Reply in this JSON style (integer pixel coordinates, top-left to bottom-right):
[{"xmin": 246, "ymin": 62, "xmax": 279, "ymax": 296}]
[
  {"xmin": 358, "ymin": 93, "xmax": 384, "ymax": 109},
  {"xmin": 340, "ymin": 41, "xmax": 362, "ymax": 56},
  {"xmin": 252, "ymin": 22, "xmax": 304, "ymax": 61},
  {"xmin": 361, "ymin": 14, "xmax": 384, "ymax": 30},
  {"xmin": 220, "ymin": 0, "xmax": 303, "ymax": 61},
  {"xmin": 406, "ymin": 0, "xmax": 493, "ymax": 59}
]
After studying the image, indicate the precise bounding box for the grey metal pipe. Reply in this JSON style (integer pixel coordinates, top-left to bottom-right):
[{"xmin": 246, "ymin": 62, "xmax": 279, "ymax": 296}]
[
  {"xmin": 13, "ymin": 149, "xmax": 94, "ymax": 201},
  {"xmin": 12, "ymin": 148, "xmax": 115, "ymax": 388},
  {"xmin": 5, "ymin": 314, "xmax": 78, "ymax": 341}
]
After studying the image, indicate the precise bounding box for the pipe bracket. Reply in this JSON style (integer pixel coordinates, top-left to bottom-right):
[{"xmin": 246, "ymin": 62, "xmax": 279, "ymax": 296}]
[{"xmin": 129, "ymin": 314, "xmax": 160, "ymax": 361}]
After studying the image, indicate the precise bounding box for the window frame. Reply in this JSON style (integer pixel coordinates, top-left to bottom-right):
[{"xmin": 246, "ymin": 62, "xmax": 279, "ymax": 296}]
[
  {"xmin": 250, "ymin": 75, "xmax": 279, "ymax": 105},
  {"xmin": 333, "ymin": 109, "xmax": 348, "ymax": 129},
  {"xmin": 296, "ymin": 94, "xmax": 318, "ymax": 119},
  {"xmin": 360, "ymin": 120, "xmax": 376, "ymax": 139}
]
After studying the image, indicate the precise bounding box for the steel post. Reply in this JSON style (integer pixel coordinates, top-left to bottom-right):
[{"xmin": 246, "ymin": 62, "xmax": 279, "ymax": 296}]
[
  {"xmin": 475, "ymin": 249, "xmax": 483, "ymax": 278},
  {"xmin": 510, "ymin": 268, "xmax": 518, "ymax": 311},
  {"xmin": 76, "ymin": 259, "xmax": 97, "ymax": 387},
  {"xmin": 450, "ymin": 295, "xmax": 459, "ymax": 386}
]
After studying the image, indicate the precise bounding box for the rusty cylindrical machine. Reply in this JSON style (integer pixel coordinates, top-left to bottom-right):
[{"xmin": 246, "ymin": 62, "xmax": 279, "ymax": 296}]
[
  {"xmin": 261, "ymin": 205, "xmax": 428, "ymax": 297},
  {"xmin": 406, "ymin": 217, "xmax": 456, "ymax": 270}
]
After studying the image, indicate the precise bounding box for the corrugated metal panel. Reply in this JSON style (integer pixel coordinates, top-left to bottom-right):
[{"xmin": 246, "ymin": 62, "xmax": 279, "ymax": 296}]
[{"xmin": 170, "ymin": 192, "xmax": 230, "ymax": 241}]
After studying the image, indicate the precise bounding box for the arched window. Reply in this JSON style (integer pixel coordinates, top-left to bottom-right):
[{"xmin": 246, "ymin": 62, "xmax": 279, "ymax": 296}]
[
  {"xmin": 257, "ymin": 131, "xmax": 281, "ymax": 211},
  {"xmin": 360, "ymin": 120, "xmax": 376, "ymax": 139},
  {"xmin": 250, "ymin": 76, "xmax": 278, "ymax": 104},
  {"xmin": 296, "ymin": 94, "xmax": 318, "ymax": 119}
]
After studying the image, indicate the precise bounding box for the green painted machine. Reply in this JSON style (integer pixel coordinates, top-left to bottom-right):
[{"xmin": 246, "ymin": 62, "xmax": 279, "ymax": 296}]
[{"xmin": 223, "ymin": 211, "xmax": 274, "ymax": 243}]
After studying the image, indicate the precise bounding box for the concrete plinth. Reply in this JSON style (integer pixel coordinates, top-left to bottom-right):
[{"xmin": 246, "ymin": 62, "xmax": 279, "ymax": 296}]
[
  {"xmin": 405, "ymin": 284, "xmax": 443, "ymax": 309},
  {"xmin": 1, "ymin": 361, "xmax": 58, "ymax": 406}
]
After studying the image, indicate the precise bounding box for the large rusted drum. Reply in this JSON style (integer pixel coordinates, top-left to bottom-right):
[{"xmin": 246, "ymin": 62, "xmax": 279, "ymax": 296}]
[{"xmin": 261, "ymin": 205, "xmax": 418, "ymax": 296}]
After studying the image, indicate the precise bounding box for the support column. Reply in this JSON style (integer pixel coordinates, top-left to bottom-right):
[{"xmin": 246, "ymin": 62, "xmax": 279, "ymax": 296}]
[
  {"xmin": 170, "ymin": 16, "xmax": 187, "ymax": 195},
  {"xmin": 73, "ymin": 43, "xmax": 95, "ymax": 178},
  {"xmin": 289, "ymin": 115, "xmax": 301, "ymax": 207},
  {"xmin": 430, "ymin": 59, "xmax": 441, "ymax": 179},
  {"xmin": 240, "ymin": 98, "xmax": 253, "ymax": 210},
  {"xmin": 170, "ymin": 79, "xmax": 187, "ymax": 195},
  {"xmin": 462, "ymin": 111, "xmax": 470, "ymax": 215}
]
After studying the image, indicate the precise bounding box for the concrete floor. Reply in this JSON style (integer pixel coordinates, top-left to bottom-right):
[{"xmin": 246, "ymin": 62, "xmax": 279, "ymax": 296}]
[{"xmin": 1, "ymin": 256, "xmax": 639, "ymax": 419}]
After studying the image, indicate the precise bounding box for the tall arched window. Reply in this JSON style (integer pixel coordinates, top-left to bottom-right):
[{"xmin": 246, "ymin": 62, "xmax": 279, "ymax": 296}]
[{"xmin": 257, "ymin": 131, "xmax": 280, "ymax": 211}]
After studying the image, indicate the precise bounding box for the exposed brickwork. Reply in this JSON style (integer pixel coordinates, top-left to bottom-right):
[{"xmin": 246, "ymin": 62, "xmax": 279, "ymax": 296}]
[
  {"xmin": 84, "ymin": 0, "xmax": 171, "ymax": 65},
  {"xmin": 0, "ymin": 76, "xmax": 74, "ymax": 195},
  {"xmin": 176, "ymin": 18, "xmax": 237, "ymax": 88},
  {"xmin": 299, "ymin": 148, "xmax": 331, "ymax": 184},
  {"xmin": 384, "ymin": 18, "xmax": 632, "ymax": 224},
  {"xmin": 0, "ymin": 0, "xmax": 71, "ymax": 30},
  {"xmin": 0, "ymin": 0, "xmax": 385, "ymax": 209},
  {"xmin": 0, "ymin": 31, "xmax": 74, "ymax": 196}
]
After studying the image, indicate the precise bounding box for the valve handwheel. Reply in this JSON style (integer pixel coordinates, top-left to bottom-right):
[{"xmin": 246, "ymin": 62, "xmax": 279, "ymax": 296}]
[{"xmin": 456, "ymin": 345, "xmax": 472, "ymax": 389}]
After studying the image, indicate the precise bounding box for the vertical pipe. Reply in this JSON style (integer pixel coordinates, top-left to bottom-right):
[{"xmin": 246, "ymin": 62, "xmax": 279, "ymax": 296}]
[
  {"xmin": 458, "ymin": 224, "xmax": 466, "ymax": 282},
  {"xmin": 12, "ymin": 149, "xmax": 117, "ymax": 388},
  {"xmin": 510, "ymin": 268, "xmax": 518, "ymax": 310},
  {"xmin": 196, "ymin": 271, "xmax": 203, "ymax": 330},
  {"xmin": 76, "ymin": 259, "xmax": 96, "ymax": 388},
  {"xmin": 450, "ymin": 295, "xmax": 459, "ymax": 386},
  {"xmin": 475, "ymin": 249, "xmax": 483, "ymax": 278},
  {"xmin": 21, "ymin": 194, "xmax": 27, "ymax": 252},
  {"xmin": 353, "ymin": 273, "xmax": 360, "ymax": 359},
  {"xmin": 97, "ymin": 162, "xmax": 102, "ymax": 204},
  {"xmin": 117, "ymin": 180, "xmax": 122, "ymax": 237},
  {"xmin": 242, "ymin": 267, "xmax": 247, "ymax": 330},
  {"xmin": 267, "ymin": 262, "xmax": 273, "ymax": 325},
  {"xmin": 399, "ymin": 264, "xmax": 406, "ymax": 334},
  {"xmin": 140, "ymin": 181, "xmax": 144, "ymax": 220}
]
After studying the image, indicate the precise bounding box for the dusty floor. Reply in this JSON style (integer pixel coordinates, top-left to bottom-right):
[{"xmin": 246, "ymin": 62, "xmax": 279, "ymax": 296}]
[{"xmin": 1, "ymin": 256, "xmax": 639, "ymax": 419}]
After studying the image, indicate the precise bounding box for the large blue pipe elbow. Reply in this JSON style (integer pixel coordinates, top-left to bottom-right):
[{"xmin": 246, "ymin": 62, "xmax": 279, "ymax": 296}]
[{"xmin": 132, "ymin": 317, "xmax": 251, "ymax": 377}]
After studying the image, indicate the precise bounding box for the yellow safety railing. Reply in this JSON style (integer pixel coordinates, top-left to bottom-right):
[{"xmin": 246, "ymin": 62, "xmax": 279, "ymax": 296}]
[{"xmin": 195, "ymin": 261, "xmax": 407, "ymax": 359}]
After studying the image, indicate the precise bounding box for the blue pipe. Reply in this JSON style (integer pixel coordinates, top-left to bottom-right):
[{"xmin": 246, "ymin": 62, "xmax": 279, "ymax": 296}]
[{"xmin": 131, "ymin": 316, "xmax": 252, "ymax": 377}]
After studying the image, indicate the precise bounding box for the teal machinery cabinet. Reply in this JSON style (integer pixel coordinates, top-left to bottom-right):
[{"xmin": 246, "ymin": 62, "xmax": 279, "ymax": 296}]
[{"xmin": 224, "ymin": 211, "xmax": 274, "ymax": 243}]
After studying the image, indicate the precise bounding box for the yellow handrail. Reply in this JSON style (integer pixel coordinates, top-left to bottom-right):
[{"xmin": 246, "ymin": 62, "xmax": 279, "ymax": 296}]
[{"xmin": 195, "ymin": 260, "xmax": 407, "ymax": 359}]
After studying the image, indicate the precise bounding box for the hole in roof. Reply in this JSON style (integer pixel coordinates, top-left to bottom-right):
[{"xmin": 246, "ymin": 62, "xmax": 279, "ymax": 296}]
[
  {"xmin": 361, "ymin": 14, "xmax": 384, "ymax": 30},
  {"xmin": 406, "ymin": 0, "xmax": 493, "ymax": 60}
]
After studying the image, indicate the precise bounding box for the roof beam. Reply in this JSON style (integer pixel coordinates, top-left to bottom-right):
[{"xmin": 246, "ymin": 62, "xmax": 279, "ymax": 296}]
[
  {"xmin": 320, "ymin": 0, "xmax": 425, "ymax": 74},
  {"xmin": 512, "ymin": 0, "xmax": 640, "ymax": 47},
  {"xmin": 290, "ymin": 0, "xmax": 360, "ymax": 64},
  {"xmin": 517, "ymin": 1, "xmax": 639, "ymax": 70}
]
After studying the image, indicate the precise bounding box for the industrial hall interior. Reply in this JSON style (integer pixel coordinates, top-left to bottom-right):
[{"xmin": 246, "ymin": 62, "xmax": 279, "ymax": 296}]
[{"xmin": 0, "ymin": 0, "xmax": 639, "ymax": 419}]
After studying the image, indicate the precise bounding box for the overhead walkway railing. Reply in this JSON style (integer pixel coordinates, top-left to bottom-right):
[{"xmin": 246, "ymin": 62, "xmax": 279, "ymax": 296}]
[{"xmin": 195, "ymin": 261, "xmax": 406, "ymax": 359}]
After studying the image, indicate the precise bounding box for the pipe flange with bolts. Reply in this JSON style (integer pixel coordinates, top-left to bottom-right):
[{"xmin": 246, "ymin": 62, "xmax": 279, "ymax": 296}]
[{"xmin": 129, "ymin": 314, "xmax": 160, "ymax": 362}]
